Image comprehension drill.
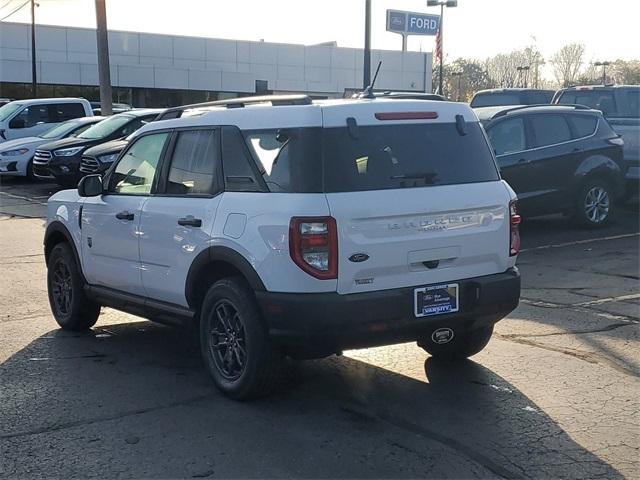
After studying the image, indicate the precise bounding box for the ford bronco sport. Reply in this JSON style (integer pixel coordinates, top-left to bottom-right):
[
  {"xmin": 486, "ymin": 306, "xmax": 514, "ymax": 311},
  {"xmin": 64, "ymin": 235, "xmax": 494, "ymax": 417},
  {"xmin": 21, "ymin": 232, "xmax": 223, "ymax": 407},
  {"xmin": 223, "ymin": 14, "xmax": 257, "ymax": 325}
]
[{"xmin": 44, "ymin": 95, "xmax": 521, "ymax": 399}]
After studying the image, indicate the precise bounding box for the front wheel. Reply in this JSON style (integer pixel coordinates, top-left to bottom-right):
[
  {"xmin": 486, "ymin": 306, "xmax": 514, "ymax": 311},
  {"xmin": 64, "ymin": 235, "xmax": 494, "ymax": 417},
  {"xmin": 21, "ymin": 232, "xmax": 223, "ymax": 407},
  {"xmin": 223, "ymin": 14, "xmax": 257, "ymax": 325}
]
[
  {"xmin": 47, "ymin": 243, "xmax": 100, "ymax": 331},
  {"xmin": 573, "ymin": 180, "xmax": 614, "ymax": 228},
  {"xmin": 419, "ymin": 325, "xmax": 494, "ymax": 360},
  {"xmin": 199, "ymin": 278, "xmax": 283, "ymax": 400}
]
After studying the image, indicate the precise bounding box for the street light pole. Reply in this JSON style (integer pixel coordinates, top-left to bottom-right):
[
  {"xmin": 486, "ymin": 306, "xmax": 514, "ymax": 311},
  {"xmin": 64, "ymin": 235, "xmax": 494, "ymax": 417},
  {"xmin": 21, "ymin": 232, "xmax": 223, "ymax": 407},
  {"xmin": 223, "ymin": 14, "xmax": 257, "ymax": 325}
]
[
  {"xmin": 30, "ymin": 0, "xmax": 37, "ymax": 97},
  {"xmin": 595, "ymin": 61, "xmax": 610, "ymax": 84},
  {"xmin": 95, "ymin": 0, "xmax": 113, "ymax": 115},
  {"xmin": 363, "ymin": 0, "xmax": 371, "ymax": 88}
]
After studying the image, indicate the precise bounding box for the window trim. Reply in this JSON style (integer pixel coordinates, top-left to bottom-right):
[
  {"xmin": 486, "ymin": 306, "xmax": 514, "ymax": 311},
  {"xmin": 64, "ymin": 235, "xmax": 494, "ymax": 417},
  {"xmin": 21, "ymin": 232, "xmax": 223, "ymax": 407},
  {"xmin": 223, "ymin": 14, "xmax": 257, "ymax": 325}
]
[
  {"xmin": 491, "ymin": 113, "xmax": 598, "ymax": 157},
  {"xmin": 102, "ymin": 129, "xmax": 172, "ymax": 197},
  {"xmin": 154, "ymin": 126, "xmax": 224, "ymax": 198},
  {"xmin": 222, "ymin": 125, "xmax": 269, "ymax": 193}
]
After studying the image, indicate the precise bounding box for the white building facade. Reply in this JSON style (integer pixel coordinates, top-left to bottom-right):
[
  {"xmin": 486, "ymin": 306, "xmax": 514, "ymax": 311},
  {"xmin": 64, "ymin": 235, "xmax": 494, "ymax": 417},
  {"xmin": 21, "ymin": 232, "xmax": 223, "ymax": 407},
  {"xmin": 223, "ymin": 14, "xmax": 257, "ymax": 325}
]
[{"xmin": 0, "ymin": 21, "xmax": 432, "ymax": 106}]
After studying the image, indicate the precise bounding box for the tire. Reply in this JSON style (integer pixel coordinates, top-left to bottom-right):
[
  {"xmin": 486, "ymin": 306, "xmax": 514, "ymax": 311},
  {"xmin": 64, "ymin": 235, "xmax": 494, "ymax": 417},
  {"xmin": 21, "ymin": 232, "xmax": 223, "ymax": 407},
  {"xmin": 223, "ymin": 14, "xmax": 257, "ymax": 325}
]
[
  {"xmin": 26, "ymin": 159, "xmax": 35, "ymax": 180},
  {"xmin": 199, "ymin": 277, "xmax": 283, "ymax": 400},
  {"xmin": 419, "ymin": 325, "xmax": 494, "ymax": 360},
  {"xmin": 573, "ymin": 179, "xmax": 614, "ymax": 228},
  {"xmin": 47, "ymin": 243, "xmax": 100, "ymax": 331}
]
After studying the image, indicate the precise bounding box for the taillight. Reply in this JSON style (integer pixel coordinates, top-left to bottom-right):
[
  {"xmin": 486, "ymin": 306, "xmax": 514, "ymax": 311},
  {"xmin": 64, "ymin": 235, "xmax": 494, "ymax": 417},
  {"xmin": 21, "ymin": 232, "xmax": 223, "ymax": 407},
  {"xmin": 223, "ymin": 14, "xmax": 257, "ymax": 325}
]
[
  {"xmin": 289, "ymin": 217, "xmax": 338, "ymax": 280},
  {"xmin": 509, "ymin": 201, "xmax": 521, "ymax": 257}
]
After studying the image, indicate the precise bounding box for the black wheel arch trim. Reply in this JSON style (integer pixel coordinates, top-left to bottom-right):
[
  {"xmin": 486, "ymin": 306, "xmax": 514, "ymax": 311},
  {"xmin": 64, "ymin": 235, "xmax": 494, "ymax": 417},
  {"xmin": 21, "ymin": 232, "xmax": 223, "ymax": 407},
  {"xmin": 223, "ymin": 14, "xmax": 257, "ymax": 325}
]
[
  {"xmin": 44, "ymin": 221, "xmax": 86, "ymax": 283},
  {"xmin": 185, "ymin": 246, "xmax": 266, "ymax": 308}
]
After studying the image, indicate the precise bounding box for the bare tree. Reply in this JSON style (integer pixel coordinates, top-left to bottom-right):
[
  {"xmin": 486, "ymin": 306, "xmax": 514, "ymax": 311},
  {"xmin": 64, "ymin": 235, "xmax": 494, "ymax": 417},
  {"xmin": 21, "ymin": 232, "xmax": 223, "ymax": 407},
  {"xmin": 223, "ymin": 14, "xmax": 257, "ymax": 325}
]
[{"xmin": 551, "ymin": 43, "xmax": 586, "ymax": 87}]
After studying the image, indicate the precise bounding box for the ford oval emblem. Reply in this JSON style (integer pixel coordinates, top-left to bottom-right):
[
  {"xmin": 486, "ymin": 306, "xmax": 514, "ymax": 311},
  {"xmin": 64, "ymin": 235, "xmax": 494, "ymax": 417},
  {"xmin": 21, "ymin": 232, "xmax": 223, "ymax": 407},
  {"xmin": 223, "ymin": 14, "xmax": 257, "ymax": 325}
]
[{"xmin": 349, "ymin": 253, "xmax": 370, "ymax": 263}]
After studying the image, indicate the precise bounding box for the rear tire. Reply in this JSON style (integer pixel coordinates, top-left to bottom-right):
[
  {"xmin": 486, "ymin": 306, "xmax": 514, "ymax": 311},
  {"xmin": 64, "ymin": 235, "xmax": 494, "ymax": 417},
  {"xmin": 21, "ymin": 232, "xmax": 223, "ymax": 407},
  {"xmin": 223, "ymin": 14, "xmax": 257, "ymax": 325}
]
[
  {"xmin": 47, "ymin": 243, "xmax": 100, "ymax": 331},
  {"xmin": 573, "ymin": 179, "xmax": 614, "ymax": 228},
  {"xmin": 199, "ymin": 277, "xmax": 283, "ymax": 400},
  {"xmin": 419, "ymin": 325, "xmax": 494, "ymax": 360}
]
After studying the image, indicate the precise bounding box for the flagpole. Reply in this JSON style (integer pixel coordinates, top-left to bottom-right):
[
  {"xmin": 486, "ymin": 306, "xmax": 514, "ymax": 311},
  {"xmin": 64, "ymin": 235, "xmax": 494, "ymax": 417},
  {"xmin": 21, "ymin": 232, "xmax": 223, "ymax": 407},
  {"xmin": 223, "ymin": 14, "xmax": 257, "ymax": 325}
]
[{"xmin": 438, "ymin": 3, "xmax": 444, "ymax": 95}]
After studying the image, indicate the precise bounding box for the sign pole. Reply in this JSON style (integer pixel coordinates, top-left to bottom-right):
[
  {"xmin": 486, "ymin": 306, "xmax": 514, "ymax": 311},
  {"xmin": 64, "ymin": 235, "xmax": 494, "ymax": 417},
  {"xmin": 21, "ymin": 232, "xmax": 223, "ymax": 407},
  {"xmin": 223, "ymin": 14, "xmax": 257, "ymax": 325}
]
[
  {"xmin": 401, "ymin": 34, "xmax": 407, "ymax": 52},
  {"xmin": 363, "ymin": 0, "xmax": 372, "ymax": 88}
]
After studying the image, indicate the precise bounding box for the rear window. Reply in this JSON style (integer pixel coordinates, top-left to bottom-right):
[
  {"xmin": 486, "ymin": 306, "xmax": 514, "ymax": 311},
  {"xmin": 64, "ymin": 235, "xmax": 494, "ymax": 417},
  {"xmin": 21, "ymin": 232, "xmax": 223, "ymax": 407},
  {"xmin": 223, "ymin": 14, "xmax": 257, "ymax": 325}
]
[
  {"xmin": 556, "ymin": 90, "xmax": 617, "ymax": 116},
  {"xmin": 471, "ymin": 93, "xmax": 521, "ymax": 108},
  {"xmin": 322, "ymin": 123, "xmax": 499, "ymax": 193},
  {"xmin": 242, "ymin": 123, "xmax": 499, "ymax": 193}
]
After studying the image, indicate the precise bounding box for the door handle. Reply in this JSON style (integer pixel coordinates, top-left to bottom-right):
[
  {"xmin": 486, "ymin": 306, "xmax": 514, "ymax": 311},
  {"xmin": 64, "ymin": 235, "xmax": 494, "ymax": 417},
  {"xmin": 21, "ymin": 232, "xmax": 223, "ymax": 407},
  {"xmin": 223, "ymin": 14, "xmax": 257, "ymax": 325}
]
[
  {"xmin": 115, "ymin": 211, "xmax": 134, "ymax": 221},
  {"xmin": 517, "ymin": 158, "xmax": 529, "ymax": 164},
  {"xmin": 178, "ymin": 216, "xmax": 202, "ymax": 227},
  {"xmin": 572, "ymin": 147, "xmax": 582, "ymax": 152}
]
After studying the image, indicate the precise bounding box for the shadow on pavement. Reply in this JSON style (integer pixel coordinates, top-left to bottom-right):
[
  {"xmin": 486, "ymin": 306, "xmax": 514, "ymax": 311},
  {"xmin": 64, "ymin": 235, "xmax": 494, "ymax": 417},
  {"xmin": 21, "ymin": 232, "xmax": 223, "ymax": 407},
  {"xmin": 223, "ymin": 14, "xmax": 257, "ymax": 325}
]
[{"xmin": 0, "ymin": 320, "xmax": 624, "ymax": 479}]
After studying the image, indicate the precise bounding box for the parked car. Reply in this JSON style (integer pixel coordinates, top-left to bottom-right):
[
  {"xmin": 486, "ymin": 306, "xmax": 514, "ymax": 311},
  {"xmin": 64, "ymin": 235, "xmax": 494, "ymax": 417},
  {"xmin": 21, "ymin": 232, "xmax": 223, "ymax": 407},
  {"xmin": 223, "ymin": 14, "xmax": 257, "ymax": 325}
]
[
  {"xmin": 476, "ymin": 104, "xmax": 625, "ymax": 226},
  {"xmin": 470, "ymin": 88, "xmax": 555, "ymax": 108},
  {"xmin": 44, "ymin": 94, "xmax": 521, "ymax": 399},
  {"xmin": 33, "ymin": 109, "xmax": 162, "ymax": 186},
  {"xmin": 79, "ymin": 138, "xmax": 129, "ymax": 175},
  {"xmin": 0, "ymin": 98, "xmax": 93, "ymax": 143},
  {"xmin": 553, "ymin": 85, "xmax": 639, "ymax": 198},
  {"xmin": 90, "ymin": 102, "xmax": 133, "ymax": 115},
  {"xmin": 0, "ymin": 116, "xmax": 103, "ymax": 178}
]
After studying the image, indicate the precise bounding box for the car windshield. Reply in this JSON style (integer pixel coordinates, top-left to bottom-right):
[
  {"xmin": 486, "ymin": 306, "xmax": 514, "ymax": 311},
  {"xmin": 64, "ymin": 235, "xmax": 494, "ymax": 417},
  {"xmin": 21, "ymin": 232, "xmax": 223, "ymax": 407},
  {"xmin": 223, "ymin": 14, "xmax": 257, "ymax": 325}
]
[
  {"xmin": 0, "ymin": 103, "xmax": 22, "ymax": 122},
  {"xmin": 78, "ymin": 115, "xmax": 132, "ymax": 140},
  {"xmin": 39, "ymin": 120, "xmax": 81, "ymax": 139},
  {"xmin": 471, "ymin": 93, "xmax": 521, "ymax": 108}
]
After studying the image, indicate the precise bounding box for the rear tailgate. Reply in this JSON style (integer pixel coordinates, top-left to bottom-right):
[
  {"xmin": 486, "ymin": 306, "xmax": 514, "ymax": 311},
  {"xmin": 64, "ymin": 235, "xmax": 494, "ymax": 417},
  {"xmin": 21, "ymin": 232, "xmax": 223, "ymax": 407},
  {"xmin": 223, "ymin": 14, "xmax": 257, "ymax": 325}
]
[{"xmin": 326, "ymin": 183, "xmax": 511, "ymax": 294}]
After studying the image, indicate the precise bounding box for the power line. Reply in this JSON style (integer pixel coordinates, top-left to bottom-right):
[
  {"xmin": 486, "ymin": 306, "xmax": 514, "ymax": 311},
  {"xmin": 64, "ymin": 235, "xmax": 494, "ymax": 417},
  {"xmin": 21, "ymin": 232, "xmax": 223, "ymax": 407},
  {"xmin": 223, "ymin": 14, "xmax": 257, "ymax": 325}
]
[{"xmin": 0, "ymin": 0, "xmax": 30, "ymax": 21}]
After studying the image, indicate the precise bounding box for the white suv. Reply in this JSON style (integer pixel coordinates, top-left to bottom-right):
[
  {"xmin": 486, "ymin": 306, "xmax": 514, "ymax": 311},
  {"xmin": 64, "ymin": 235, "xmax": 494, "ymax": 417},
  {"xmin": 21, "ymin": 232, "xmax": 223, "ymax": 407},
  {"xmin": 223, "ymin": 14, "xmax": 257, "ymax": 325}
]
[{"xmin": 44, "ymin": 95, "xmax": 521, "ymax": 399}]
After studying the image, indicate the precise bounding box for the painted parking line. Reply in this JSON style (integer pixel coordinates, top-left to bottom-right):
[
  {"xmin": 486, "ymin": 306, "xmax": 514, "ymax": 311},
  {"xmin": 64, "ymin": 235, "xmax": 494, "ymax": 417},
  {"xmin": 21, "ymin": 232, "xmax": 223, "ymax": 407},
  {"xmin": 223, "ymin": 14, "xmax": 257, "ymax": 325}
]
[
  {"xmin": 520, "ymin": 232, "xmax": 640, "ymax": 253},
  {"xmin": 0, "ymin": 191, "xmax": 47, "ymax": 205},
  {"xmin": 576, "ymin": 293, "xmax": 640, "ymax": 307}
]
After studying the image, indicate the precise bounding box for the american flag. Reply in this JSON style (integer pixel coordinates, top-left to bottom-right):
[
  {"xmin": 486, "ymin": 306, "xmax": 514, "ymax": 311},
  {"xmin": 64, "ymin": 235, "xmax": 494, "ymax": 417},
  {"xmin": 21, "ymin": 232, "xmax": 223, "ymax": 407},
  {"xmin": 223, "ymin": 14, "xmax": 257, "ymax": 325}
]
[{"xmin": 434, "ymin": 27, "xmax": 442, "ymax": 61}]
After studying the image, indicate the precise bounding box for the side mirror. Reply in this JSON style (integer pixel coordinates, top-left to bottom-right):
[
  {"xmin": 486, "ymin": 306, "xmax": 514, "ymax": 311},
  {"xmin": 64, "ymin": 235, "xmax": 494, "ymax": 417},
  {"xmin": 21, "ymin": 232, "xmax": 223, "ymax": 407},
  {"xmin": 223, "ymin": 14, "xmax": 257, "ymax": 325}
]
[
  {"xmin": 78, "ymin": 174, "xmax": 103, "ymax": 197},
  {"xmin": 8, "ymin": 118, "xmax": 26, "ymax": 129}
]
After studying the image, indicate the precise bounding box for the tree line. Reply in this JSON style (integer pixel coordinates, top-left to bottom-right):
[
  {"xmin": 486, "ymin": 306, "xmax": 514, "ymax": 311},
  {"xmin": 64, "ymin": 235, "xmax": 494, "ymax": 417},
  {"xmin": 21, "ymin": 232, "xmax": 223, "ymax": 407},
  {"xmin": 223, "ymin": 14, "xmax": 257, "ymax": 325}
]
[{"xmin": 433, "ymin": 43, "xmax": 640, "ymax": 101}]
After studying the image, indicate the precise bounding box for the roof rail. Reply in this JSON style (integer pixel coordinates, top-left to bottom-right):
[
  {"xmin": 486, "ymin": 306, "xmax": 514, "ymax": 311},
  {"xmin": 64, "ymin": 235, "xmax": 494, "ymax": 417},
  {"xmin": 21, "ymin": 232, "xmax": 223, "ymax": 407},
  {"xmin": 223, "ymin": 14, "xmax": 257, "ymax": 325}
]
[
  {"xmin": 156, "ymin": 94, "xmax": 313, "ymax": 120},
  {"xmin": 492, "ymin": 103, "xmax": 591, "ymax": 118}
]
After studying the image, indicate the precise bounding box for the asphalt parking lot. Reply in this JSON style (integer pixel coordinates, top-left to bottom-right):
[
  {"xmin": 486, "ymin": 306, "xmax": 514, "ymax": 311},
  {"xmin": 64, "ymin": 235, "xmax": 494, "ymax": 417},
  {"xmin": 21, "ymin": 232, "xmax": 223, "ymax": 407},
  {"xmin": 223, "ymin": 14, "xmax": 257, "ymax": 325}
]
[{"xmin": 1, "ymin": 177, "xmax": 638, "ymax": 479}]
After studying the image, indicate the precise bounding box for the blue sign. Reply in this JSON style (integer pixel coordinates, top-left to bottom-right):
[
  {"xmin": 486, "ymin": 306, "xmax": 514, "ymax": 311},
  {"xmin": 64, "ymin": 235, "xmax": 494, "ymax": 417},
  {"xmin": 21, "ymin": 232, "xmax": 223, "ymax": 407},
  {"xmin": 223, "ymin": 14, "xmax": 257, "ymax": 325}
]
[{"xmin": 386, "ymin": 10, "xmax": 440, "ymax": 36}]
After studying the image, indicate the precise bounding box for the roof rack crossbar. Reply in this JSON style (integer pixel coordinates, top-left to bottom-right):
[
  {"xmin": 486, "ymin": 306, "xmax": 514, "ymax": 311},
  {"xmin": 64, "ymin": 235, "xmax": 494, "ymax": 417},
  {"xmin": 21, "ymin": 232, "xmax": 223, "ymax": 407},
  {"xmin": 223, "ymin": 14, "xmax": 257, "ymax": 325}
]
[
  {"xmin": 492, "ymin": 103, "xmax": 590, "ymax": 118},
  {"xmin": 156, "ymin": 94, "xmax": 313, "ymax": 120}
]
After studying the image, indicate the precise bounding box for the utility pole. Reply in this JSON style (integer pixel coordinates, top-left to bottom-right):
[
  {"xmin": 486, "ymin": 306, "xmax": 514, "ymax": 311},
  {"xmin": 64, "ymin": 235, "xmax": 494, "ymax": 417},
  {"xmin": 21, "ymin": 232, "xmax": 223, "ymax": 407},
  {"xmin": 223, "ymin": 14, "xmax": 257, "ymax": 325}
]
[
  {"xmin": 30, "ymin": 0, "xmax": 37, "ymax": 97},
  {"xmin": 363, "ymin": 0, "xmax": 371, "ymax": 88},
  {"xmin": 95, "ymin": 0, "xmax": 113, "ymax": 115}
]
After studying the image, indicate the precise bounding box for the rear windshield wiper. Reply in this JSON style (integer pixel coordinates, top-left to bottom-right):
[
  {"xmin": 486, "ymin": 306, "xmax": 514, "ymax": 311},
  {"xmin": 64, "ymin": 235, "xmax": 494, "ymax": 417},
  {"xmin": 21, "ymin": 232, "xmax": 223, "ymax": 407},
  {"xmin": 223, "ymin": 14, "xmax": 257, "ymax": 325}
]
[{"xmin": 390, "ymin": 172, "xmax": 439, "ymax": 183}]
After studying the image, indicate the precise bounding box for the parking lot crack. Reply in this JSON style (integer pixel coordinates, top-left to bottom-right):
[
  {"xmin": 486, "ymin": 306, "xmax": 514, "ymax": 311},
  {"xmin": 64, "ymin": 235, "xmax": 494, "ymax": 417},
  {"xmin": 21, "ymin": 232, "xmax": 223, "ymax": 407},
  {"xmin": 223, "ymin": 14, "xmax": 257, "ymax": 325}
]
[{"xmin": 0, "ymin": 394, "xmax": 213, "ymax": 440}]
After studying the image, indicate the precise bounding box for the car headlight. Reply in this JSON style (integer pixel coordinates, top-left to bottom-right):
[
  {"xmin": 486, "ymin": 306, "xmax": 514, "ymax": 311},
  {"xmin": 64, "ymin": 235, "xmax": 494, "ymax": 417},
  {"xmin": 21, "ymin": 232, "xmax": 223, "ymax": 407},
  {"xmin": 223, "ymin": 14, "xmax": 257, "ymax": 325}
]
[
  {"xmin": 0, "ymin": 148, "xmax": 29, "ymax": 157},
  {"xmin": 54, "ymin": 146, "xmax": 84, "ymax": 157},
  {"xmin": 98, "ymin": 153, "xmax": 119, "ymax": 164}
]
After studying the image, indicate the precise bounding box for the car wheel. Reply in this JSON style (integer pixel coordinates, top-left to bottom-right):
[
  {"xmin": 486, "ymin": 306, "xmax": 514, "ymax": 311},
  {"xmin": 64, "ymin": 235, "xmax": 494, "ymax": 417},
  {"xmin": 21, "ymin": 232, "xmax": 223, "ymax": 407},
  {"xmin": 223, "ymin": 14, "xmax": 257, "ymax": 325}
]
[
  {"xmin": 47, "ymin": 243, "xmax": 100, "ymax": 331},
  {"xmin": 419, "ymin": 325, "xmax": 494, "ymax": 360},
  {"xmin": 199, "ymin": 277, "xmax": 283, "ymax": 400},
  {"xmin": 26, "ymin": 159, "xmax": 35, "ymax": 180},
  {"xmin": 573, "ymin": 179, "xmax": 614, "ymax": 228}
]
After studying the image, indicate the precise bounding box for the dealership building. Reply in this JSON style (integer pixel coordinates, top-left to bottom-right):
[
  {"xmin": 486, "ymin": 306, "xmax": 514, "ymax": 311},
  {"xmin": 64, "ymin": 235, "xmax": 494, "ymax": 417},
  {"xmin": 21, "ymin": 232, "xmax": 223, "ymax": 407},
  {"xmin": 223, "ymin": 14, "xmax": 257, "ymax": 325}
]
[{"xmin": 0, "ymin": 21, "xmax": 433, "ymax": 106}]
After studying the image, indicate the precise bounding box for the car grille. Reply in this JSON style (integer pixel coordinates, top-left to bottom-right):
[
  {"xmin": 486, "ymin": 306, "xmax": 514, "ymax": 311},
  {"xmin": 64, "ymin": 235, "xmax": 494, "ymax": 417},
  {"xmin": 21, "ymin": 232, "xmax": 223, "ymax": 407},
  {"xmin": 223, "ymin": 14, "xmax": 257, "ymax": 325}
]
[
  {"xmin": 33, "ymin": 150, "xmax": 52, "ymax": 166},
  {"xmin": 79, "ymin": 156, "xmax": 100, "ymax": 174}
]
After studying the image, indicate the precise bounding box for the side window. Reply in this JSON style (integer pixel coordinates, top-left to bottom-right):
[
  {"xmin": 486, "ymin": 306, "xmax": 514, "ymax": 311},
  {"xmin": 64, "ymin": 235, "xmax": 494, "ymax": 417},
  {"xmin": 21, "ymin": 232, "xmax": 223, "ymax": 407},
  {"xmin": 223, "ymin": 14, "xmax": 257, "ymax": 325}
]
[
  {"xmin": 221, "ymin": 126, "xmax": 262, "ymax": 192},
  {"xmin": 487, "ymin": 117, "xmax": 526, "ymax": 156},
  {"xmin": 166, "ymin": 129, "xmax": 220, "ymax": 195},
  {"xmin": 13, "ymin": 105, "xmax": 51, "ymax": 127},
  {"xmin": 109, "ymin": 132, "xmax": 168, "ymax": 195},
  {"xmin": 530, "ymin": 114, "xmax": 572, "ymax": 147},
  {"xmin": 54, "ymin": 103, "xmax": 85, "ymax": 121},
  {"xmin": 623, "ymin": 90, "xmax": 640, "ymax": 119},
  {"xmin": 568, "ymin": 114, "xmax": 598, "ymax": 139}
]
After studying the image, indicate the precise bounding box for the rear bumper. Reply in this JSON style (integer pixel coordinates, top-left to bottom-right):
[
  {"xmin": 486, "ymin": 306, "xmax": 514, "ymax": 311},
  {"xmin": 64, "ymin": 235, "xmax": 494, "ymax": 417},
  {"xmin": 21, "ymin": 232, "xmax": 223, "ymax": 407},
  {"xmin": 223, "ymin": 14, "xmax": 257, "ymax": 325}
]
[{"xmin": 256, "ymin": 268, "xmax": 520, "ymax": 354}]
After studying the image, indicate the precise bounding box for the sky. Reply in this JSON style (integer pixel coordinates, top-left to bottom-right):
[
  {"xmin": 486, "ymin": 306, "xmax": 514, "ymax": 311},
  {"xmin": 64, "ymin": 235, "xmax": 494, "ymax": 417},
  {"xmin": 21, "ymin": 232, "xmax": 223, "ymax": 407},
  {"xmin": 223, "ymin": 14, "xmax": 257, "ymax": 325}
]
[{"xmin": 1, "ymin": 0, "xmax": 638, "ymax": 64}]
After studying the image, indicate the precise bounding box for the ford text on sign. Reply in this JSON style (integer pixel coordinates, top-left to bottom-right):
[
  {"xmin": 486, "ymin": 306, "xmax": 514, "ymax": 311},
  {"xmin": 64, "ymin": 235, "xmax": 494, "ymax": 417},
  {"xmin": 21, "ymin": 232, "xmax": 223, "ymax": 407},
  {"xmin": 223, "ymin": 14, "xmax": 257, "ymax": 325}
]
[{"xmin": 386, "ymin": 10, "xmax": 441, "ymax": 36}]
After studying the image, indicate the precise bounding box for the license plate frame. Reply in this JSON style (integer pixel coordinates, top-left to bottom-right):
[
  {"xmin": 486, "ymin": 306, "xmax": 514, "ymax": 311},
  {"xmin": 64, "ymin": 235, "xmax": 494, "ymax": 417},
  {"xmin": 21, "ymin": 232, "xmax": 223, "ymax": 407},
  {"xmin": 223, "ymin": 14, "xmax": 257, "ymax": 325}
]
[{"xmin": 414, "ymin": 283, "xmax": 459, "ymax": 318}]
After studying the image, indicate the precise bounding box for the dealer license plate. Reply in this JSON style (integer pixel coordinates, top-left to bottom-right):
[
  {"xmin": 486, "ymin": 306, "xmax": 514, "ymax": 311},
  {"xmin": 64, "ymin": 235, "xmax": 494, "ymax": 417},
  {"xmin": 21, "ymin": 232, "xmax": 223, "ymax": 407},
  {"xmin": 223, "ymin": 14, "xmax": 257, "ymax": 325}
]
[{"xmin": 414, "ymin": 283, "xmax": 459, "ymax": 318}]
